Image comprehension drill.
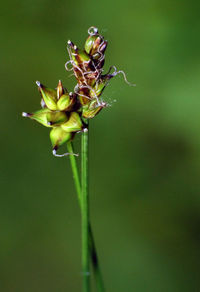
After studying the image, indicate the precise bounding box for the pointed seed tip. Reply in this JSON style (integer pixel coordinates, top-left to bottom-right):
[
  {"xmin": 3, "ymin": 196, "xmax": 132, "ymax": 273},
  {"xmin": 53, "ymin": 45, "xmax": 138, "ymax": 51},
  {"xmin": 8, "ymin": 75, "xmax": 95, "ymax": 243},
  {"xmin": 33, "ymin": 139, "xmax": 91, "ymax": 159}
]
[
  {"xmin": 22, "ymin": 112, "xmax": 32, "ymax": 117},
  {"xmin": 36, "ymin": 81, "xmax": 41, "ymax": 87}
]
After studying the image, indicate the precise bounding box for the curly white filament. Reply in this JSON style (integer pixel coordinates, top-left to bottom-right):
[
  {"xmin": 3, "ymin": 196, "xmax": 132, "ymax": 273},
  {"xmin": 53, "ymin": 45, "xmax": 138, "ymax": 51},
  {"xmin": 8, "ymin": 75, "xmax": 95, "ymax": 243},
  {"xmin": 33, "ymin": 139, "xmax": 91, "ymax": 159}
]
[{"xmin": 52, "ymin": 149, "xmax": 79, "ymax": 157}]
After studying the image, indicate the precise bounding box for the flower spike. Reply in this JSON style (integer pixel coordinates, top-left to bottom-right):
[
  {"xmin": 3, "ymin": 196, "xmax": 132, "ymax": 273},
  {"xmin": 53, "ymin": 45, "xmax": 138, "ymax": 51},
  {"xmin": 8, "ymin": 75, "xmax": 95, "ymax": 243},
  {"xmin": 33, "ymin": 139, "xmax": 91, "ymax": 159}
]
[{"xmin": 23, "ymin": 26, "xmax": 132, "ymax": 155}]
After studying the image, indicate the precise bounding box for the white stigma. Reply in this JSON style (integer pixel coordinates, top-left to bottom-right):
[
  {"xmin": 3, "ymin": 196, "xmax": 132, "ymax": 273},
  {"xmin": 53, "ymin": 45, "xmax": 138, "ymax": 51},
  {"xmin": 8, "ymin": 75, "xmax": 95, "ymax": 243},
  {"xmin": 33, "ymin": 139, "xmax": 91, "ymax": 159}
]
[
  {"xmin": 36, "ymin": 81, "xmax": 41, "ymax": 87},
  {"xmin": 52, "ymin": 149, "xmax": 79, "ymax": 157},
  {"xmin": 22, "ymin": 112, "xmax": 29, "ymax": 117},
  {"xmin": 93, "ymin": 27, "xmax": 98, "ymax": 34}
]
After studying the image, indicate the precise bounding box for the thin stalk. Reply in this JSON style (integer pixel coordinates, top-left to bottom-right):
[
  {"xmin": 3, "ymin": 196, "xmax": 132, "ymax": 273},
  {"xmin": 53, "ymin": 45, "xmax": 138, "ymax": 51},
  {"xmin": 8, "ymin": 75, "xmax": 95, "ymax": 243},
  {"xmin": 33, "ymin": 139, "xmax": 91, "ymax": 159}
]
[
  {"xmin": 67, "ymin": 141, "xmax": 82, "ymax": 205},
  {"xmin": 67, "ymin": 141, "xmax": 105, "ymax": 292},
  {"xmin": 89, "ymin": 224, "xmax": 105, "ymax": 292},
  {"xmin": 81, "ymin": 121, "xmax": 90, "ymax": 292}
]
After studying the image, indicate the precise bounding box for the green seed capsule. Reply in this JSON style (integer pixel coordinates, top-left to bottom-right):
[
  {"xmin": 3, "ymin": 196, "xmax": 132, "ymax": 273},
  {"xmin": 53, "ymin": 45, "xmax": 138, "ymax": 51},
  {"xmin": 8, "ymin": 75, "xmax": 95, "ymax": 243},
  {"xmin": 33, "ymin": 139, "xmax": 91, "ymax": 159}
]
[
  {"xmin": 50, "ymin": 126, "xmax": 72, "ymax": 148},
  {"xmin": 73, "ymin": 50, "xmax": 91, "ymax": 68},
  {"xmin": 68, "ymin": 41, "xmax": 91, "ymax": 66},
  {"xmin": 84, "ymin": 35, "xmax": 99, "ymax": 55},
  {"xmin": 85, "ymin": 34, "xmax": 107, "ymax": 61},
  {"xmin": 78, "ymin": 50, "xmax": 91, "ymax": 63},
  {"xmin": 61, "ymin": 112, "xmax": 83, "ymax": 132},
  {"xmin": 22, "ymin": 108, "xmax": 52, "ymax": 127},
  {"xmin": 57, "ymin": 93, "xmax": 70, "ymax": 111},
  {"xmin": 46, "ymin": 111, "xmax": 68, "ymax": 126},
  {"xmin": 57, "ymin": 93, "xmax": 75, "ymax": 111},
  {"xmin": 36, "ymin": 81, "xmax": 57, "ymax": 110}
]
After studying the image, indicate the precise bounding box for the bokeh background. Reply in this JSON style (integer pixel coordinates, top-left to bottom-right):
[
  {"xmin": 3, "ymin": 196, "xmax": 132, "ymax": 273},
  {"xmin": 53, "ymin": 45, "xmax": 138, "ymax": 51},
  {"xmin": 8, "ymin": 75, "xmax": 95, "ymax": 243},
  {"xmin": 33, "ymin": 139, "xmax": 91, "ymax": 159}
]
[{"xmin": 1, "ymin": 0, "xmax": 200, "ymax": 291}]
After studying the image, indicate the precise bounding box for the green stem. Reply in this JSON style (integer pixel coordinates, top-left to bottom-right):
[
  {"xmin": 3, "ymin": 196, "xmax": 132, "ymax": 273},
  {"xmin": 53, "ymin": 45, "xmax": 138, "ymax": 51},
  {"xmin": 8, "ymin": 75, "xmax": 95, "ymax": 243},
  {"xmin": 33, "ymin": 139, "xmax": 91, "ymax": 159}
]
[
  {"xmin": 81, "ymin": 121, "xmax": 90, "ymax": 292},
  {"xmin": 89, "ymin": 225, "xmax": 105, "ymax": 292},
  {"xmin": 67, "ymin": 140, "xmax": 105, "ymax": 292},
  {"xmin": 67, "ymin": 141, "xmax": 82, "ymax": 205}
]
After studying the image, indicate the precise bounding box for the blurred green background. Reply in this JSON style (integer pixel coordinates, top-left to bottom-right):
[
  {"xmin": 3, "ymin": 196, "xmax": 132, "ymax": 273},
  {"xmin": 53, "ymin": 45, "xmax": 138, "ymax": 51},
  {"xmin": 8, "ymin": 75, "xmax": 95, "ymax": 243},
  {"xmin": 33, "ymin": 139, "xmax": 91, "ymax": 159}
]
[{"xmin": 1, "ymin": 0, "xmax": 200, "ymax": 291}]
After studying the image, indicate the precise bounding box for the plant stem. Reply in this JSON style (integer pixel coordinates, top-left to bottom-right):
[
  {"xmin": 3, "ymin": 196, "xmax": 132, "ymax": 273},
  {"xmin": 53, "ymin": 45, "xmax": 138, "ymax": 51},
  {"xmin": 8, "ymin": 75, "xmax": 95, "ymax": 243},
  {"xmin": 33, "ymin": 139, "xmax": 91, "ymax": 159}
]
[
  {"xmin": 67, "ymin": 141, "xmax": 105, "ymax": 292},
  {"xmin": 81, "ymin": 120, "xmax": 90, "ymax": 292},
  {"xmin": 89, "ymin": 224, "xmax": 105, "ymax": 292},
  {"xmin": 67, "ymin": 141, "xmax": 82, "ymax": 205}
]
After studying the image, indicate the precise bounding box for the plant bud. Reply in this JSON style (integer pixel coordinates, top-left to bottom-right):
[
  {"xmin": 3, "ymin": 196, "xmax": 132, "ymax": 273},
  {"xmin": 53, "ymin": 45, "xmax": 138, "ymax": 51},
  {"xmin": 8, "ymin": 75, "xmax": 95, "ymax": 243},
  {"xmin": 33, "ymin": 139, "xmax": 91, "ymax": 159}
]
[
  {"xmin": 36, "ymin": 81, "xmax": 57, "ymax": 110},
  {"xmin": 50, "ymin": 127, "xmax": 72, "ymax": 148},
  {"xmin": 61, "ymin": 112, "xmax": 83, "ymax": 132},
  {"xmin": 68, "ymin": 41, "xmax": 88, "ymax": 63},
  {"xmin": 57, "ymin": 80, "xmax": 64, "ymax": 99},
  {"xmin": 84, "ymin": 35, "xmax": 99, "ymax": 55},
  {"xmin": 85, "ymin": 29, "xmax": 107, "ymax": 52},
  {"xmin": 85, "ymin": 33, "xmax": 107, "ymax": 62},
  {"xmin": 93, "ymin": 40, "xmax": 107, "ymax": 59},
  {"xmin": 77, "ymin": 50, "xmax": 91, "ymax": 65}
]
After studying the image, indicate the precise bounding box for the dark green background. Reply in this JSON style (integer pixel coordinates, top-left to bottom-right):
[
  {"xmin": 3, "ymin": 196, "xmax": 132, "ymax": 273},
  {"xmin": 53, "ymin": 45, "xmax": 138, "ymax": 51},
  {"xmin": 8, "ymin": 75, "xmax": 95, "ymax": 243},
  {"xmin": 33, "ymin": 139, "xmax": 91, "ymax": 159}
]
[{"xmin": 1, "ymin": 0, "xmax": 200, "ymax": 291}]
